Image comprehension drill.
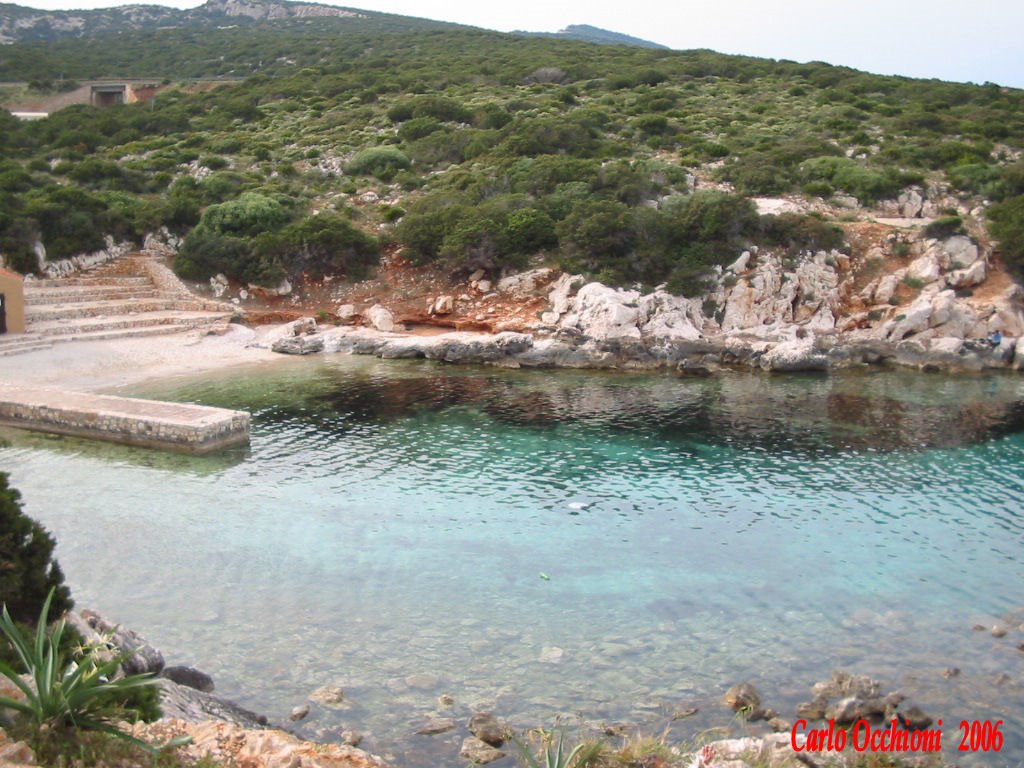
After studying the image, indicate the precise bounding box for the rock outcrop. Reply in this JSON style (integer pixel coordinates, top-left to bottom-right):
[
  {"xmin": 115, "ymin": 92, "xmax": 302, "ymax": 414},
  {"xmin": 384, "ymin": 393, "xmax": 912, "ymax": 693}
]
[
  {"xmin": 132, "ymin": 718, "xmax": 390, "ymax": 768},
  {"xmin": 268, "ymin": 227, "xmax": 1024, "ymax": 375}
]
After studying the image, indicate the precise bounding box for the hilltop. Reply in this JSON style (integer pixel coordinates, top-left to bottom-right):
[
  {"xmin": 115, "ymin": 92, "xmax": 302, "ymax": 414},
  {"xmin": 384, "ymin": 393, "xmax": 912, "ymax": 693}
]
[
  {"xmin": 0, "ymin": 0, "xmax": 453, "ymax": 44},
  {"xmin": 514, "ymin": 23, "xmax": 667, "ymax": 49}
]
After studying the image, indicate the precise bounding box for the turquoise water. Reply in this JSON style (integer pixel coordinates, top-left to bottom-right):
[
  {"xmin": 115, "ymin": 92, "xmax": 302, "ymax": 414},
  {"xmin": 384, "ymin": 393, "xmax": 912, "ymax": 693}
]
[{"xmin": 2, "ymin": 358, "xmax": 1024, "ymax": 766}]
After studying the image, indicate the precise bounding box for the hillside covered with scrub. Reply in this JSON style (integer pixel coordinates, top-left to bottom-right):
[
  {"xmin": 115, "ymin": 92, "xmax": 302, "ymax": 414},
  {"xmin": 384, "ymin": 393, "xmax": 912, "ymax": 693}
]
[{"xmin": 0, "ymin": 0, "xmax": 1023, "ymax": 306}]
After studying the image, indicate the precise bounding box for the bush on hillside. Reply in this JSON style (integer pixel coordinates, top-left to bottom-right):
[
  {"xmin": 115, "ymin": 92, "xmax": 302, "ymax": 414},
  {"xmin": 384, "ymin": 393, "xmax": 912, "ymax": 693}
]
[
  {"xmin": 253, "ymin": 213, "xmax": 379, "ymax": 281},
  {"xmin": 345, "ymin": 147, "xmax": 411, "ymax": 180},
  {"xmin": 923, "ymin": 216, "xmax": 965, "ymax": 240},
  {"xmin": 988, "ymin": 195, "xmax": 1024, "ymax": 276}
]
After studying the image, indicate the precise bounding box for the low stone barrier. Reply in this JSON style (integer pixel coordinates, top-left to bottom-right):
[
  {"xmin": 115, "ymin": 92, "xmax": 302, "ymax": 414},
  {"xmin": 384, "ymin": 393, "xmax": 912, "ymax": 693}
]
[{"xmin": 0, "ymin": 384, "xmax": 249, "ymax": 453}]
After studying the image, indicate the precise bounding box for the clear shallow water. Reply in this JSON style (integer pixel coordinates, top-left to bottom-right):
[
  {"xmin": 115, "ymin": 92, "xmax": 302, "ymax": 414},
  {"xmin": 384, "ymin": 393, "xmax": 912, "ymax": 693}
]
[{"xmin": 2, "ymin": 359, "xmax": 1024, "ymax": 767}]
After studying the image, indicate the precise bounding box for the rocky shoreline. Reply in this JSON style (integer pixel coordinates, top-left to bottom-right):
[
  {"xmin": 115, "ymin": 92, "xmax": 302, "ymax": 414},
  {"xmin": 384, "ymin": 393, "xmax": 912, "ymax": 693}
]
[
  {"xmin": 0, "ymin": 607, "xmax": 961, "ymax": 768},
  {"xmin": 264, "ymin": 316, "xmax": 1023, "ymax": 376},
  {"xmin": 260, "ymin": 230, "xmax": 1024, "ymax": 376}
]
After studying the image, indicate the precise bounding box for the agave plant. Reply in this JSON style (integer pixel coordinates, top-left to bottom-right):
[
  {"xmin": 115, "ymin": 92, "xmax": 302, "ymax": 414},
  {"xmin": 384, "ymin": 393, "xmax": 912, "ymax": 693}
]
[
  {"xmin": 0, "ymin": 588, "xmax": 187, "ymax": 753},
  {"xmin": 514, "ymin": 729, "xmax": 605, "ymax": 768}
]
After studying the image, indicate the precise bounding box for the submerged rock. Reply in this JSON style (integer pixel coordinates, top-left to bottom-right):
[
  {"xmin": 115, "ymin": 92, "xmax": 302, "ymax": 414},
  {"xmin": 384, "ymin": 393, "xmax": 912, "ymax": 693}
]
[
  {"xmin": 416, "ymin": 718, "xmax": 457, "ymax": 736},
  {"xmin": 899, "ymin": 705, "xmax": 934, "ymax": 730},
  {"xmin": 460, "ymin": 737, "xmax": 505, "ymax": 765},
  {"xmin": 723, "ymin": 683, "xmax": 761, "ymax": 713},
  {"xmin": 162, "ymin": 666, "xmax": 215, "ymax": 693},
  {"xmin": 468, "ymin": 712, "xmax": 510, "ymax": 747},
  {"xmin": 310, "ymin": 685, "xmax": 346, "ymax": 707}
]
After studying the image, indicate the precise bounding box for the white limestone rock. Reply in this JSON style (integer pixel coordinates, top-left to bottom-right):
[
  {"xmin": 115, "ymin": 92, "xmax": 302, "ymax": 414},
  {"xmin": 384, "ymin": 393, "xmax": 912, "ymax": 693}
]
[
  {"xmin": 638, "ymin": 291, "xmax": 703, "ymax": 340},
  {"xmin": 431, "ymin": 295, "xmax": 454, "ymax": 315},
  {"xmin": 873, "ymin": 275, "xmax": 900, "ymax": 305},
  {"xmin": 547, "ymin": 273, "xmax": 585, "ymax": 317},
  {"xmin": 929, "ymin": 337, "xmax": 965, "ymax": 356},
  {"xmin": 496, "ymin": 268, "xmax": 554, "ymax": 297},
  {"xmin": 727, "ymin": 251, "xmax": 751, "ymax": 273},
  {"xmin": 946, "ymin": 259, "xmax": 987, "ymax": 288},
  {"xmin": 897, "ymin": 188, "xmax": 925, "ymax": 218},
  {"xmin": 759, "ymin": 339, "xmax": 829, "ymax": 371},
  {"xmin": 942, "ymin": 236, "xmax": 980, "ymax": 269},
  {"xmin": 886, "ymin": 294, "xmax": 934, "ymax": 341},
  {"xmin": 365, "ymin": 304, "xmax": 395, "ymax": 332},
  {"xmin": 568, "ymin": 282, "xmax": 642, "ymax": 340},
  {"xmin": 906, "ymin": 254, "xmax": 941, "ymax": 284}
]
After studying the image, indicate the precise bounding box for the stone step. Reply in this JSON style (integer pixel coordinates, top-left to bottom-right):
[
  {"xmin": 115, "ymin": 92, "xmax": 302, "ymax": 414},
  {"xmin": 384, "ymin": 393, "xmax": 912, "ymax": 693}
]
[
  {"xmin": 25, "ymin": 285, "xmax": 161, "ymax": 304},
  {"xmin": 30, "ymin": 311, "xmax": 232, "ymax": 337},
  {"xmin": 26, "ymin": 298, "xmax": 185, "ymax": 322},
  {"xmin": 0, "ymin": 335, "xmax": 54, "ymax": 357},
  {"xmin": 27, "ymin": 276, "xmax": 153, "ymax": 288},
  {"xmin": 50, "ymin": 323, "xmax": 230, "ymax": 344}
]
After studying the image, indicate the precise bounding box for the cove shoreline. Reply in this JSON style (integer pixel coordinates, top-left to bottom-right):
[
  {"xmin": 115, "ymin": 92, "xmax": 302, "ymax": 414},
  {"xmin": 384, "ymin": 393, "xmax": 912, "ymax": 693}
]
[{"xmin": 2, "ymin": 327, "xmax": 1018, "ymax": 768}]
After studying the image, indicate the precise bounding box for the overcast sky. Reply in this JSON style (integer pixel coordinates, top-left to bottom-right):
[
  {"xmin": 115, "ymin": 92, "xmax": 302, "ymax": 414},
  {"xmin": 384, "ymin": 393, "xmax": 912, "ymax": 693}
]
[{"xmin": 21, "ymin": 0, "xmax": 1024, "ymax": 89}]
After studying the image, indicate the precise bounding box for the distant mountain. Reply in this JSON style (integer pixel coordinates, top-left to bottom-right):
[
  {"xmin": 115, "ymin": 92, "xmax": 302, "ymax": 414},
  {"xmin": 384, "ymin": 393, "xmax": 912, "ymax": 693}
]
[
  {"xmin": 0, "ymin": 0, "xmax": 440, "ymax": 44},
  {"xmin": 516, "ymin": 23, "xmax": 667, "ymax": 49}
]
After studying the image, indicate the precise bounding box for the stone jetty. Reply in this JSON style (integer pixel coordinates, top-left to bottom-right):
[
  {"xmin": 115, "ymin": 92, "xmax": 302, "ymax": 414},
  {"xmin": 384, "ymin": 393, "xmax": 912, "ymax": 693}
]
[{"xmin": 0, "ymin": 384, "xmax": 249, "ymax": 453}]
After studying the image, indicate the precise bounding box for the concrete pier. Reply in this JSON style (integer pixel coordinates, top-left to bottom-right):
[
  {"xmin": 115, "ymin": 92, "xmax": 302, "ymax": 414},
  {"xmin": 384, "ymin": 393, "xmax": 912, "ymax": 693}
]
[{"xmin": 0, "ymin": 384, "xmax": 250, "ymax": 453}]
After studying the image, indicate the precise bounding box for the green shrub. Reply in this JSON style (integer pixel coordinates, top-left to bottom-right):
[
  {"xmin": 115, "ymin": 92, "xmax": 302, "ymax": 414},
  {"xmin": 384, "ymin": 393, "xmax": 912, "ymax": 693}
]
[
  {"xmin": 24, "ymin": 186, "xmax": 107, "ymax": 260},
  {"xmin": 0, "ymin": 473, "xmax": 72, "ymax": 626},
  {"xmin": 395, "ymin": 198, "xmax": 466, "ymax": 265},
  {"xmin": 174, "ymin": 229, "xmax": 253, "ymax": 282},
  {"xmin": 505, "ymin": 208, "xmax": 558, "ymax": 254},
  {"xmin": 923, "ymin": 216, "xmax": 965, "ymax": 239},
  {"xmin": 397, "ymin": 116, "xmax": 443, "ymax": 142},
  {"xmin": 988, "ymin": 195, "xmax": 1024, "ymax": 276},
  {"xmin": 197, "ymin": 192, "xmax": 289, "ymax": 238},
  {"xmin": 253, "ymin": 213, "xmax": 379, "ymax": 281},
  {"xmin": 556, "ymin": 198, "xmax": 636, "ymax": 276},
  {"xmin": 502, "ymin": 117, "xmax": 599, "ymax": 157},
  {"xmin": 387, "ymin": 95, "xmax": 471, "ymax": 124},
  {"xmin": 798, "ymin": 156, "xmax": 905, "ymax": 204},
  {"xmin": 346, "ymin": 147, "xmax": 411, "ymax": 180},
  {"xmin": 760, "ymin": 213, "xmax": 845, "ymax": 254}
]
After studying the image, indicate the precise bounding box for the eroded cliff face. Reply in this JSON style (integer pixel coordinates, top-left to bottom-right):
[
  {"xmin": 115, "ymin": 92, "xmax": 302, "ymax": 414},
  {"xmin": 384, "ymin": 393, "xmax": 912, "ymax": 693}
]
[{"xmin": 529, "ymin": 210, "xmax": 1024, "ymax": 372}]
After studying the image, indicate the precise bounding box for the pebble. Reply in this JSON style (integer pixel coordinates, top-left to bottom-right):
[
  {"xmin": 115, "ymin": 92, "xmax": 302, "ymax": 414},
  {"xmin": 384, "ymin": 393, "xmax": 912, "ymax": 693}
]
[
  {"xmin": 289, "ymin": 704, "xmax": 310, "ymax": 722},
  {"xmin": 437, "ymin": 694, "xmax": 456, "ymax": 708},
  {"xmin": 942, "ymin": 667, "xmax": 961, "ymax": 679},
  {"xmin": 992, "ymin": 626, "xmax": 1008, "ymax": 638},
  {"xmin": 671, "ymin": 707, "xmax": 699, "ymax": 720},
  {"xmin": 406, "ymin": 673, "xmax": 441, "ymax": 690},
  {"xmin": 538, "ymin": 646, "xmax": 565, "ymax": 664},
  {"xmin": 309, "ymin": 686, "xmax": 346, "ymax": 707}
]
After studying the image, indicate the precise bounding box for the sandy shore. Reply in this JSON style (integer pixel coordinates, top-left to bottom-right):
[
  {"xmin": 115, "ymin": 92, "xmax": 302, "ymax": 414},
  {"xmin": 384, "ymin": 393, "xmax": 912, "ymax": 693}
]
[{"xmin": 0, "ymin": 325, "xmax": 285, "ymax": 392}]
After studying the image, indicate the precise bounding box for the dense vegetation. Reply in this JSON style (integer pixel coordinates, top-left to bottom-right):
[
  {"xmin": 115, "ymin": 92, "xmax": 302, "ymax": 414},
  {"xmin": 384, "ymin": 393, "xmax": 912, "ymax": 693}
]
[
  {"xmin": 1, "ymin": 11, "xmax": 1022, "ymax": 289},
  {"xmin": 0, "ymin": 471, "xmax": 71, "ymax": 625}
]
